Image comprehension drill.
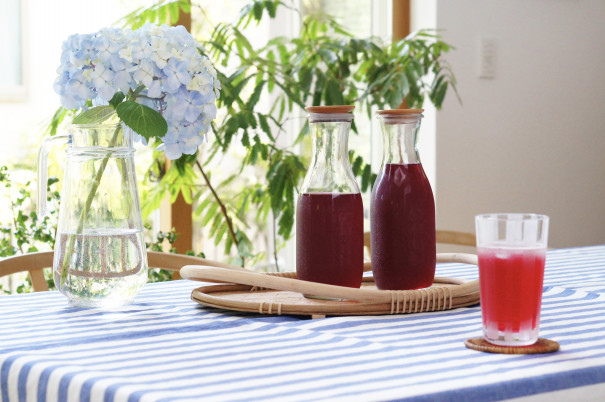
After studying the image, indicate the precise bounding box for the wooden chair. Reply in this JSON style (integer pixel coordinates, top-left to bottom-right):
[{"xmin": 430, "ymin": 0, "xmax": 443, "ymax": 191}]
[
  {"xmin": 364, "ymin": 229, "xmax": 476, "ymax": 255},
  {"xmin": 0, "ymin": 251, "xmax": 234, "ymax": 292},
  {"xmin": 435, "ymin": 230, "xmax": 476, "ymax": 247}
]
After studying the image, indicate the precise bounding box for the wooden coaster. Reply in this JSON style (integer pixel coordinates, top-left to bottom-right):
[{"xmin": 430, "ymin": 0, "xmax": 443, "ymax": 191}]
[{"xmin": 465, "ymin": 337, "xmax": 560, "ymax": 354}]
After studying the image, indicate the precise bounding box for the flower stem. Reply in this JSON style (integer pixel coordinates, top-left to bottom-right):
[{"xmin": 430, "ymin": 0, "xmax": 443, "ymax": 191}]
[
  {"xmin": 60, "ymin": 125, "xmax": 122, "ymax": 287},
  {"xmin": 195, "ymin": 160, "xmax": 243, "ymax": 266}
]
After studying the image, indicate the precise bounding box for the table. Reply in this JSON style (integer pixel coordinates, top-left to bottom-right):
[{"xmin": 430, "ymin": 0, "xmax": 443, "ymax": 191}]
[{"xmin": 1, "ymin": 246, "xmax": 605, "ymax": 401}]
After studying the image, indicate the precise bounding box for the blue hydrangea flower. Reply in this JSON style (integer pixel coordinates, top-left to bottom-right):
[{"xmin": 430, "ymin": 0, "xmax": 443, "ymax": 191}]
[{"xmin": 54, "ymin": 23, "xmax": 220, "ymax": 159}]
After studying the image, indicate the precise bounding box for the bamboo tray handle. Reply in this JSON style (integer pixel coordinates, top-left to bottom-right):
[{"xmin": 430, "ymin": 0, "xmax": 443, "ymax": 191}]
[{"xmin": 181, "ymin": 253, "xmax": 478, "ymax": 304}]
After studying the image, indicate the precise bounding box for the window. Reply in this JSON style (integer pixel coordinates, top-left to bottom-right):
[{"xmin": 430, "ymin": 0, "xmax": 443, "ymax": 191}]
[{"xmin": 0, "ymin": 0, "xmax": 26, "ymax": 100}]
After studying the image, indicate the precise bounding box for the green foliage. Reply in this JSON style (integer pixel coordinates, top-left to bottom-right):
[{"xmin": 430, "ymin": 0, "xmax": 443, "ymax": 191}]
[
  {"xmin": 46, "ymin": 107, "xmax": 75, "ymax": 136},
  {"xmin": 266, "ymin": 152, "xmax": 305, "ymax": 238},
  {"xmin": 140, "ymin": 152, "xmax": 199, "ymax": 221},
  {"xmin": 118, "ymin": 0, "xmax": 191, "ymax": 29},
  {"xmin": 0, "ymin": 166, "xmax": 59, "ymax": 258},
  {"xmin": 145, "ymin": 225, "xmax": 207, "ymax": 282},
  {"xmin": 145, "ymin": 226, "xmax": 175, "ymax": 283},
  {"xmin": 0, "ymin": 166, "xmax": 199, "ymax": 294},
  {"xmin": 350, "ymin": 151, "xmax": 376, "ymax": 193},
  {"xmin": 100, "ymin": 1, "xmax": 459, "ymax": 266},
  {"xmin": 0, "ymin": 166, "xmax": 59, "ymax": 294}
]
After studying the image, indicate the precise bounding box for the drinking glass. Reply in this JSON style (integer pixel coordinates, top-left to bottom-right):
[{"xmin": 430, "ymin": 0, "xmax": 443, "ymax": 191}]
[{"xmin": 475, "ymin": 213, "xmax": 549, "ymax": 346}]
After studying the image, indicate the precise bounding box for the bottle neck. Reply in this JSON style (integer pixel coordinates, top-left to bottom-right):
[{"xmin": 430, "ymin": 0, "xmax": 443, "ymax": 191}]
[
  {"xmin": 380, "ymin": 117, "xmax": 422, "ymax": 165},
  {"xmin": 302, "ymin": 117, "xmax": 359, "ymax": 194},
  {"xmin": 311, "ymin": 120, "xmax": 349, "ymax": 169}
]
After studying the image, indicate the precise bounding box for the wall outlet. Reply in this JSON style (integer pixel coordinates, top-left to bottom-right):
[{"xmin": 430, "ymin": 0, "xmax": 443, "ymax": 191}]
[{"xmin": 478, "ymin": 36, "xmax": 497, "ymax": 79}]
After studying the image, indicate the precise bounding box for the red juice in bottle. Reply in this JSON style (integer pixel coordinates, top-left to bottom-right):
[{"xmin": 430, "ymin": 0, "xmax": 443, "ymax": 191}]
[
  {"xmin": 296, "ymin": 192, "xmax": 364, "ymax": 288},
  {"xmin": 370, "ymin": 163, "xmax": 436, "ymax": 290},
  {"xmin": 478, "ymin": 246, "xmax": 546, "ymax": 340}
]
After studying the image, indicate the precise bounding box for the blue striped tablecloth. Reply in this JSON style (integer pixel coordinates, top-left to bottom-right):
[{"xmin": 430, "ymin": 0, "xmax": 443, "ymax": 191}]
[{"xmin": 1, "ymin": 246, "xmax": 604, "ymax": 401}]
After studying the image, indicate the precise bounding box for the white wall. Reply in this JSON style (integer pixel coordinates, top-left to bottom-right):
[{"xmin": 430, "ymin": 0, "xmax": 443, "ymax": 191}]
[
  {"xmin": 410, "ymin": 0, "xmax": 437, "ymax": 193},
  {"xmin": 434, "ymin": 0, "xmax": 605, "ymax": 248}
]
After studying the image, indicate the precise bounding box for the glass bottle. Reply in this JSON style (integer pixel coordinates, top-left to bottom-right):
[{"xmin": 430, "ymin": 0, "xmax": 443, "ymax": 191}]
[
  {"xmin": 38, "ymin": 123, "xmax": 147, "ymax": 307},
  {"xmin": 370, "ymin": 109, "xmax": 436, "ymax": 290},
  {"xmin": 296, "ymin": 106, "xmax": 364, "ymax": 288}
]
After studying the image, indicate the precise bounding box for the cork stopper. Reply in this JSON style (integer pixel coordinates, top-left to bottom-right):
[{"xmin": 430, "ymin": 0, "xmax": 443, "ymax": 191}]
[
  {"xmin": 306, "ymin": 105, "xmax": 355, "ymax": 114},
  {"xmin": 377, "ymin": 109, "xmax": 424, "ymax": 124},
  {"xmin": 377, "ymin": 109, "xmax": 424, "ymax": 115},
  {"xmin": 306, "ymin": 105, "xmax": 355, "ymax": 123}
]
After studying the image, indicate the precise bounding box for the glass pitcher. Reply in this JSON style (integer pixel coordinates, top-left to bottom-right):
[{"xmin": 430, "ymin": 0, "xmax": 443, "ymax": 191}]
[
  {"xmin": 296, "ymin": 106, "xmax": 364, "ymax": 289},
  {"xmin": 370, "ymin": 109, "xmax": 436, "ymax": 290},
  {"xmin": 38, "ymin": 124, "xmax": 147, "ymax": 307}
]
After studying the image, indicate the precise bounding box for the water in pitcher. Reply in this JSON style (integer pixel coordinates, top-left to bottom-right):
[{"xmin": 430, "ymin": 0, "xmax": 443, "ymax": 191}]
[{"xmin": 53, "ymin": 228, "xmax": 147, "ymax": 307}]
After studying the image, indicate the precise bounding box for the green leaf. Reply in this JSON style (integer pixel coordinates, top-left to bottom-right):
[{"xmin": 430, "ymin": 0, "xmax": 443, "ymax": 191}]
[
  {"xmin": 168, "ymin": 2, "xmax": 180, "ymax": 24},
  {"xmin": 178, "ymin": 0, "xmax": 191, "ymax": 13},
  {"xmin": 323, "ymin": 79, "xmax": 344, "ymax": 105},
  {"xmin": 361, "ymin": 164, "xmax": 374, "ymax": 192},
  {"xmin": 257, "ymin": 113, "xmax": 275, "ymax": 141},
  {"xmin": 241, "ymin": 131, "xmax": 251, "ymax": 147},
  {"xmin": 201, "ymin": 202, "xmax": 219, "ymax": 226},
  {"xmin": 275, "ymin": 81, "xmax": 305, "ymax": 109},
  {"xmin": 72, "ymin": 106, "xmax": 116, "ymax": 124},
  {"xmin": 141, "ymin": 178, "xmax": 170, "ymax": 220},
  {"xmin": 312, "ymin": 72, "xmax": 326, "ymax": 105},
  {"xmin": 299, "ymin": 68, "xmax": 313, "ymax": 95},
  {"xmin": 214, "ymin": 225, "xmax": 227, "ymax": 246},
  {"xmin": 265, "ymin": 0, "xmax": 277, "ymax": 18},
  {"xmin": 238, "ymin": 3, "xmax": 254, "ymax": 20},
  {"xmin": 158, "ymin": 4, "xmax": 167, "ymax": 24},
  {"xmin": 46, "ymin": 107, "xmax": 70, "ymax": 136},
  {"xmin": 351, "ymin": 155, "xmax": 363, "ymax": 176},
  {"xmin": 432, "ymin": 78, "xmax": 448, "ymax": 108},
  {"xmin": 318, "ymin": 48, "xmax": 338, "ymax": 64},
  {"xmin": 108, "ymin": 91, "xmax": 125, "ymax": 108},
  {"xmin": 236, "ymin": 231, "xmax": 254, "ymax": 258},
  {"xmin": 116, "ymin": 100, "xmax": 167, "ymax": 140},
  {"xmin": 253, "ymin": 1, "xmax": 263, "ymax": 21},
  {"xmin": 224, "ymin": 234, "xmax": 234, "ymax": 255},
  {"xmin": 246, "ymin": 80, "xmax": 265, "ymax": 110}
]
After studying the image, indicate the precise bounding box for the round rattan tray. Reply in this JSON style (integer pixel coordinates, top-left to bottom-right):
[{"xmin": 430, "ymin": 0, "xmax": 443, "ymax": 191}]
[{"xmin": 181, "ymin": 253, "xmax": 479, "ymax": 318}]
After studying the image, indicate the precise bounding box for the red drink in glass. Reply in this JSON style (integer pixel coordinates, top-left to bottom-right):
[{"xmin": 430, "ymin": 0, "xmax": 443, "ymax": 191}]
[
  {"xmin": 478, "ymin": 246, "xmax": 546, "ymax": 346},
  {"xmin": 296, "ymin": 192, "xmax": 363, "ymax": 288},
  {"xmin": 371, "ymin": 163, "xmax": 436, "ymax": 290}
]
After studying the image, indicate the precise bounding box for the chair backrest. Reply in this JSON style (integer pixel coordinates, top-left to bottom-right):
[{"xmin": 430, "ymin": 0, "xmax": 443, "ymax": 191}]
[
  {"xmin": 0, "ymin": 251, "xmax": 234, "ymax": 292},
  {"xmin": 363, "ymin": 229, "xmax": 476, "ymax": 255},
  {"xmin": 435, "ymin": 230, "xmax": 476, "ymax": 247},
  {"xmin": 3, "ymin": 233, "xmax": 477, "ymax": 292},
  {"xmin": 0, "ymin": 252, "xmax": 51, "ymax": 292}
]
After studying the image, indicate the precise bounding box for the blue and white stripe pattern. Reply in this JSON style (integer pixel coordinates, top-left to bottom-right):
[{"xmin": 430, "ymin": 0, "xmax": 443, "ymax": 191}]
[{"xmin": 1, "ymin": 246, "xmax": 605, "ymax": 401}]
